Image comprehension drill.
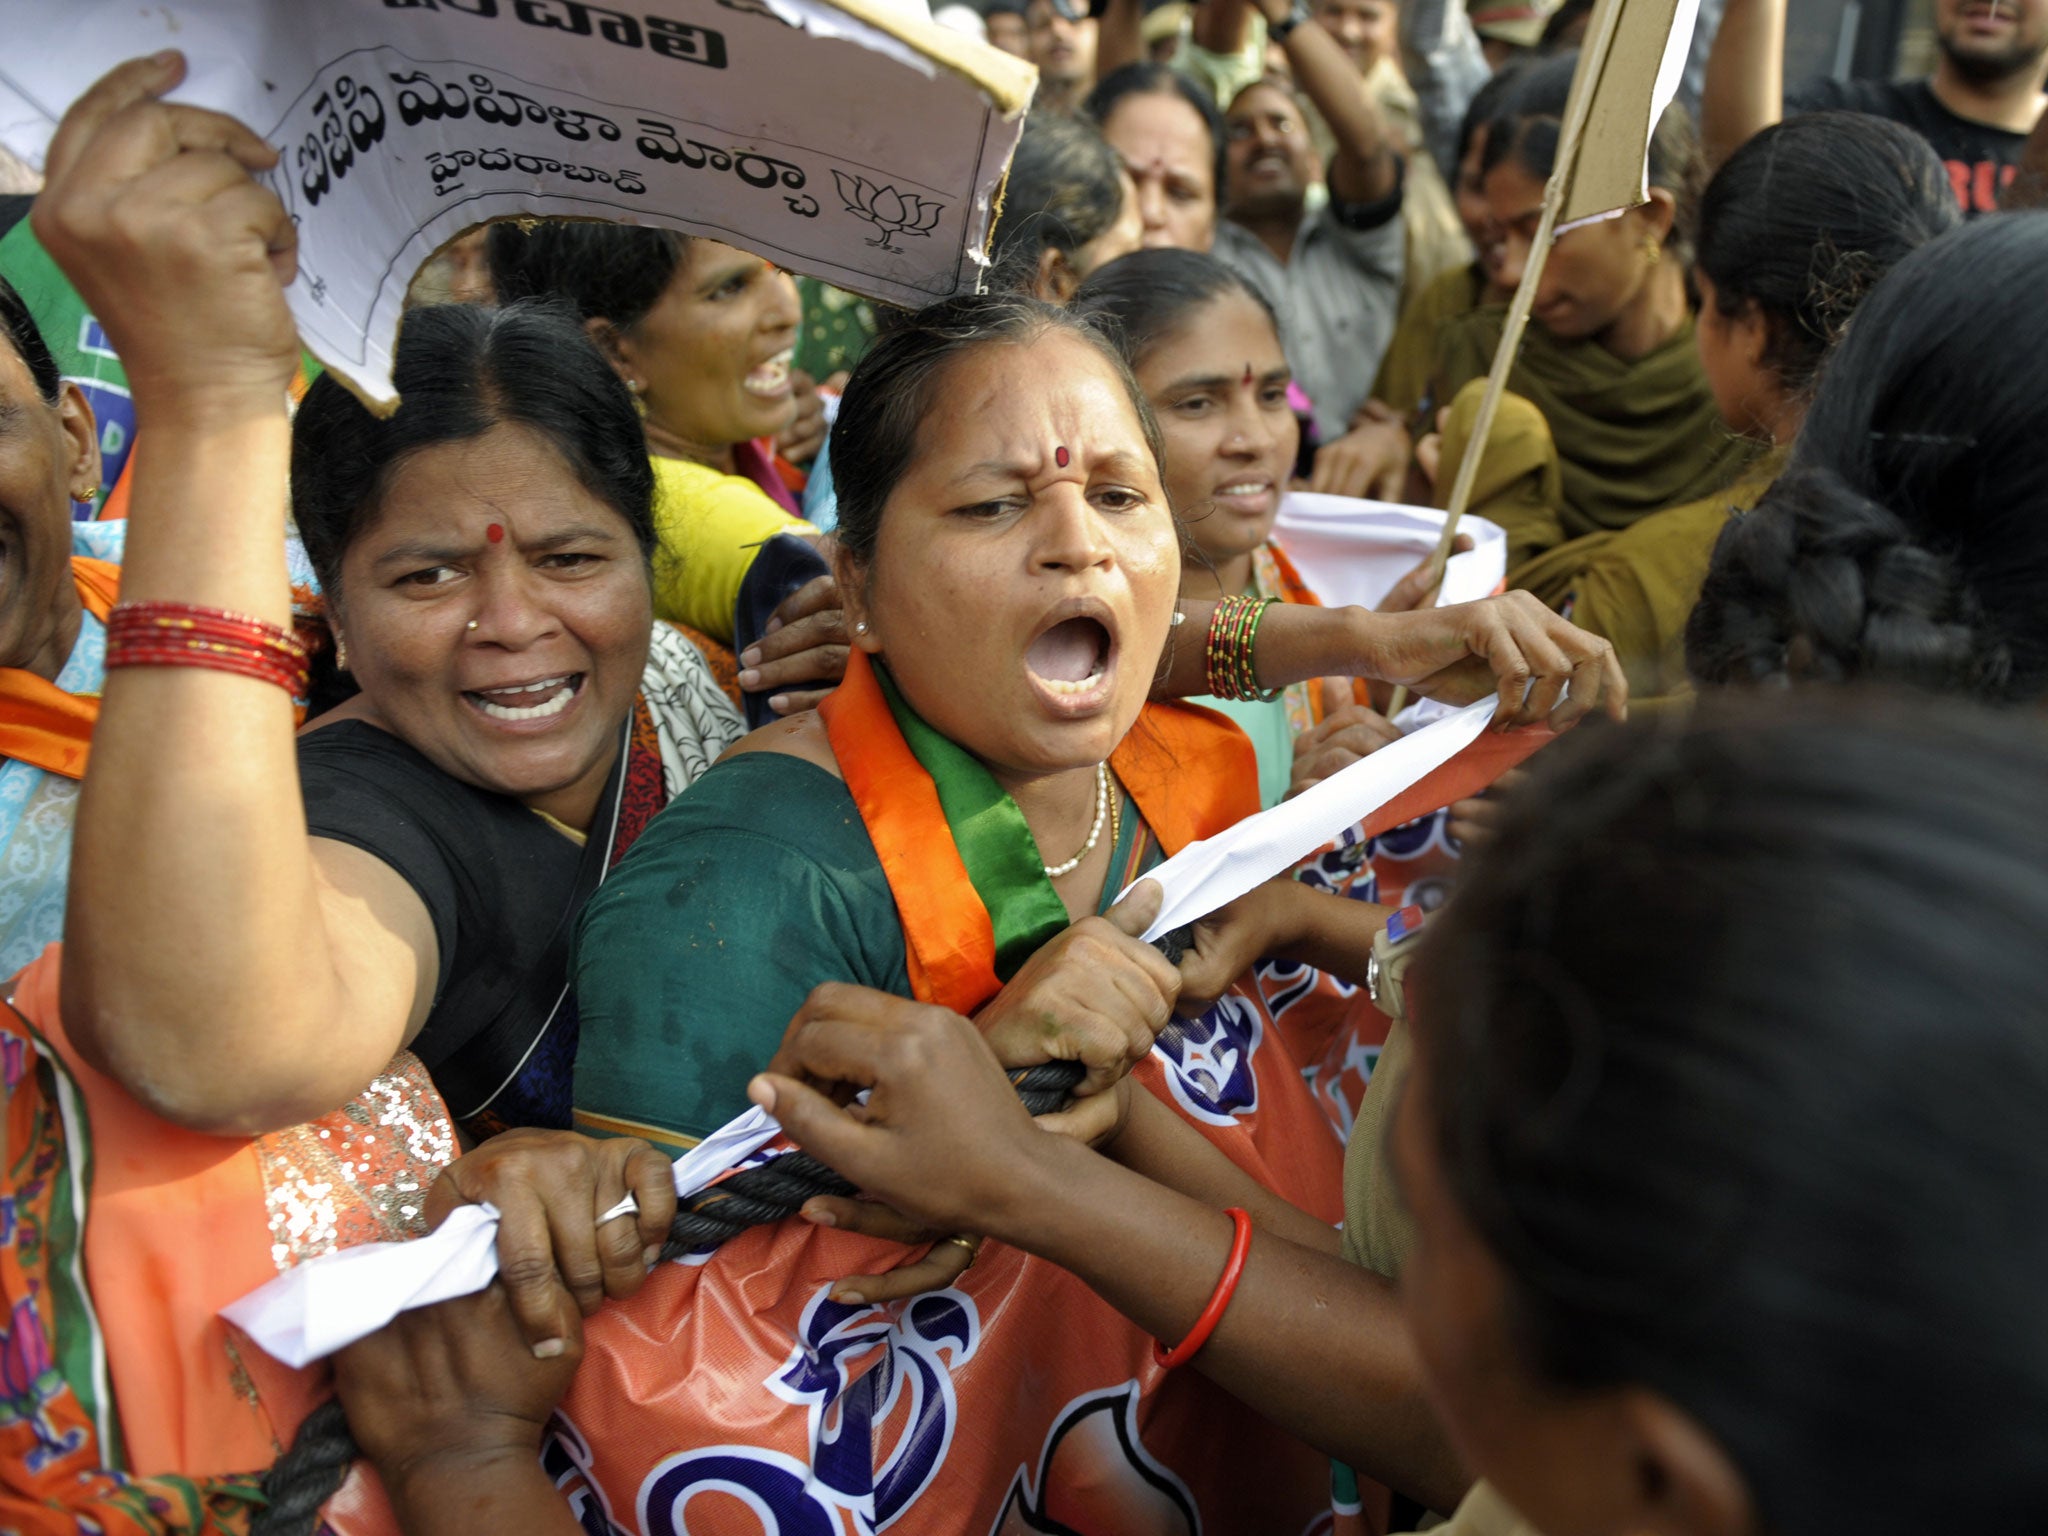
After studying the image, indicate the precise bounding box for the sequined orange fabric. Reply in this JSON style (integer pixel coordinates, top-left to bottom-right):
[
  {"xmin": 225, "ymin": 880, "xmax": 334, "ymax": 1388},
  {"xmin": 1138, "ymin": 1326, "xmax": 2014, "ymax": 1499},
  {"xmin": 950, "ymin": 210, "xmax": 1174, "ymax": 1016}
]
[{"xmin": 254, "ymin": 1057, "xmax": 453, "ymax": 1271}]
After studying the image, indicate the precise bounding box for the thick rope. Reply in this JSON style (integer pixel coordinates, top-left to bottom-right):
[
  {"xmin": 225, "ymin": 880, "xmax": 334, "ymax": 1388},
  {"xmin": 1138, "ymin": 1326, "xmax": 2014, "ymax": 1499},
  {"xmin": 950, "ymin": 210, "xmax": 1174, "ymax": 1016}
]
[{"xmin": 244, "ymin": 1026, "xmax": 1148, "ymax": 1536}]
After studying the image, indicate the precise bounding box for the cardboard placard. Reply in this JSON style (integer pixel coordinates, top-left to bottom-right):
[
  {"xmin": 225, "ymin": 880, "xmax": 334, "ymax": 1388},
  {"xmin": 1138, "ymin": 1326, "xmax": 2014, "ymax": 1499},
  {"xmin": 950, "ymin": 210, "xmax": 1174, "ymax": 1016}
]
[{"xmin": 0, "ymin": 0, "xmax": 1034, "ymax": 407}]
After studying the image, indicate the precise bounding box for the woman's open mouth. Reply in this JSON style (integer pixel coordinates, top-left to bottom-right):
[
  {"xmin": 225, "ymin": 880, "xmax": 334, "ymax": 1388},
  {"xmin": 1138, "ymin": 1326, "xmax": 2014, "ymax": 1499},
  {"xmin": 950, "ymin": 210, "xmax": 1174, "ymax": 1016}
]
[
  {"xmin": 743, "ymin": 348, "xmax": 795, "ymax": 400},
  {"xmin": 1024, "ymin": 606, "xmax": 1118, "ymax": 717},
  {"xmin": 463, "ymin": 673, "xmax": 585, "ymax": 725}
]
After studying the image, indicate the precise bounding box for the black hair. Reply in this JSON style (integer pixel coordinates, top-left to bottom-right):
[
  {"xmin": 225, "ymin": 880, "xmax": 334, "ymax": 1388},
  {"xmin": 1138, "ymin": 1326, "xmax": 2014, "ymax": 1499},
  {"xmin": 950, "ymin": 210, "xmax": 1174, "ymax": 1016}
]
[
  {"xmin": 1455, "ymin": 59, "xmax": 1530, "ymax": 171},
  {"xmin": 484, "ymin": 220, "xmax": 690, "ymax": 331},
  {"xmin": 1415, "ymin": 690, "xmax": 2048, "ymax": 1535},
  {"xmin": 1481, "ymin": 51, "xmax": 1701, "ymax": 255},
  {"xmin": 291, "ymin": 301, "xmax": 656, "ymax": 597},
  {"xmin": 1694, "ymin": 113, "xmax": 1957, "ymax": 398},
  {"xmin": 989, "ymin": 114, "xmax": 1128, "ymax": 294},
  {"xmin": 1687, "ymin": 215, "xmax": 2048, "ymax": 701},
  {"xmin": 1071, "ymin": 246, "xmax": 1277, "ymax": 368},
  {"xmin": 0, "ymin": 273, "xmax": 60, "ymax": 406},
  {"xmin": 829, "ymin": 292, "xmax": 1162, "ymax": 561},
  {"xmin": 1083, "ymin": 62, "xmax": 1228, "ymax": 206}
]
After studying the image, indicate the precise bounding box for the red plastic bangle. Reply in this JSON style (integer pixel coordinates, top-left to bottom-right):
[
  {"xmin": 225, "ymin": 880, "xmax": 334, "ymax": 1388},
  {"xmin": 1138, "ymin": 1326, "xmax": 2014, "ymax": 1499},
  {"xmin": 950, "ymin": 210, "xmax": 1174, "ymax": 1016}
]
[
  {"xmin": 110, "ymin": 600, "xmax": 305, "ymax": 642},
  {"xmin": 106, "ymin": 634, "xmax": 310, "ymax": 700},
  {"xmin": 106, "ymin": 600, "xmax": 311, "ymax": 700},
  {"xmin": 1153, "ymin": 1206, "xmax": 1252, "ymax": 1369},
  {"xmin": 109, "ymin": 607, "xmax": 306, "ymax": 657}
]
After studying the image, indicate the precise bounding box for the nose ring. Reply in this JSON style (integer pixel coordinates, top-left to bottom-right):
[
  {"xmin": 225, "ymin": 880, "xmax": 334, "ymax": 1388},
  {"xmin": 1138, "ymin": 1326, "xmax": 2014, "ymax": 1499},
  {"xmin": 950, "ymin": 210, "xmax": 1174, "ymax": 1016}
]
[{"xmin": 467, "ymin": 620, "xmax": 479, "ymax": 632}]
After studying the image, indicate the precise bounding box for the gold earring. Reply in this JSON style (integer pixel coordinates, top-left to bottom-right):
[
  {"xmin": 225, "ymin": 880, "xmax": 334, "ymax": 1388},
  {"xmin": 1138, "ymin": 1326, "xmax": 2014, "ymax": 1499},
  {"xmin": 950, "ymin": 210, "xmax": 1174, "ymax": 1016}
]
[
  {"xmin": 1642, "ymin": 237, "xmax": 1663, "ymax": 265},
  {"xmin": 335, "ymin": 636, "xmax": 350, "ymax": 671},
  {"xmin": 854, "ymin": 620, "xmax": 869, "ymax": 635}
]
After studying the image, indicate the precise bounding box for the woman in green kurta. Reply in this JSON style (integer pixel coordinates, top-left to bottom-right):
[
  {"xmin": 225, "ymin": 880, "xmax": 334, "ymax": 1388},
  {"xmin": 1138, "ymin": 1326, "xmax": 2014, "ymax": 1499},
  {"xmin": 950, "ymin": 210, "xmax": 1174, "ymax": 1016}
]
[
  {"xmin": 1427, "ymin": 54, "xmax": 1753, "ymax": 567},
  {"xmin": 1499, "ymin": 112, "xmax": 1959, "ymax": 703},
  {"xmin": 570, "ymin": 296, "xmax": 1624, "ymax": 1156}
]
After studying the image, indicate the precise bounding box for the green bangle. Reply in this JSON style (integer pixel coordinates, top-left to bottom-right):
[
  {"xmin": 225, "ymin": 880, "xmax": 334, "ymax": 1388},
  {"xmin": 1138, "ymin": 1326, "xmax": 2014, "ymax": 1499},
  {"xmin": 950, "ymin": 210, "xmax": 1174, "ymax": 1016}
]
[{"xmin": 1242, "ymin": 598, "xmax": 1282, "ymax": 702}]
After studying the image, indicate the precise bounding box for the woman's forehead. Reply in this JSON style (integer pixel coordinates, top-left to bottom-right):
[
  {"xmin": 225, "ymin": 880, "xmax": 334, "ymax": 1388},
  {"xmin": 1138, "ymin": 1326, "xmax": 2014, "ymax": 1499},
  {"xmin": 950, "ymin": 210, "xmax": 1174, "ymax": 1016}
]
[
  {"xmin": 1145, "ymin": 293, "xmax": 1280, "ymax": 372},
  {"xmin": 909, "ymin": 335, "xmax": 1155, "ymax": 475},
  {"xmin": 1107, "ymin": 93, "xmax": 1211, "ymax": 165},
  {"xmin": 366, "ymin": 424, "xmax": 618, "ymax": 532},
  {"xmin": 923, "ymin": 337, "xmax": 1143, "ymax": 451}
]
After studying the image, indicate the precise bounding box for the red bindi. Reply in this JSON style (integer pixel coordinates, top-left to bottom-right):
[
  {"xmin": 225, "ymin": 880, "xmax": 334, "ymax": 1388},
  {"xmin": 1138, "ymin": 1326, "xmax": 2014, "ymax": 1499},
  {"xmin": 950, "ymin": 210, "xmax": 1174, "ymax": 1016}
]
[
  {"xmin": 486, "ymin": 522, "xmax": 505, "ymax": 544},
  {"xmin": 1242, "ymin": 364, "xmax": 1255, "ymax": 386},
  {"xmin": 1055, "ymin": 446, "xmax": 1070, "ymax": 468}
]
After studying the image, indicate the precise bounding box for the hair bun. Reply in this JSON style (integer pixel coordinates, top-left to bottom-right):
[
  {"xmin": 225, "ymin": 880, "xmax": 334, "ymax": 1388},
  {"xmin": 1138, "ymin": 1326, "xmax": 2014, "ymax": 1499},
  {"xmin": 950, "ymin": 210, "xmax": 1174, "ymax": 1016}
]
[{"xmin": 1688, "ymin": 465, "xmax": 2006, "ymax": 693}]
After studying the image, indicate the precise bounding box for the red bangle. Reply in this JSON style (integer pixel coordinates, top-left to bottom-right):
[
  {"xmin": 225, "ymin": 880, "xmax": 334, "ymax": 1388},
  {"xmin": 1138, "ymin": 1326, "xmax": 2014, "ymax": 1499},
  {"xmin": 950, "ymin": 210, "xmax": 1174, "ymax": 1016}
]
[
  {"xmin": 105, "ymin": 601, "xmax": 311, "ymax": 701},
  {"xmin": 1153, "ymin": 1207, "xmax": 1252, "ymax": 1369},
  {"xmin": 109, "ymin": 602, "xmax": 307, "ymax": 655}
]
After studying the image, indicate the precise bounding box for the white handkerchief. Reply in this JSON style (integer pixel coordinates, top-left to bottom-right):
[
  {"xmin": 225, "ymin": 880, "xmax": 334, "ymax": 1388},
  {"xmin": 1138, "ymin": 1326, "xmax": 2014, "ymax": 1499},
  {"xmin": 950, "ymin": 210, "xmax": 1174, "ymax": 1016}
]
[
  {"xmin": 220, "ymin": 1203, "xmax": 505, "ymax": 1370},
  {"xmin": 226, "ymin": 1108, "xmax": 785, "ymax": 1367},
  {"xmin": 1272, "ymin": 495, "xmax": 1507, "ymax": 613},
  {"xmin": 1124, "ymin": 699, "xmax": 1495, "ymax": 942}
]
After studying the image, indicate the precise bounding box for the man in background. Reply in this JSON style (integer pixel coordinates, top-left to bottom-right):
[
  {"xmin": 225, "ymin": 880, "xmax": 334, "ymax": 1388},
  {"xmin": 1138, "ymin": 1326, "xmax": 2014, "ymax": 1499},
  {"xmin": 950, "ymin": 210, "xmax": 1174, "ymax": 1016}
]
[
  {"xmin": 1026, "ymin": 0, "xmax": 1101, "ymax": 112},
  {"xmin": 1703, "ymin": 0, "xmax": 2048, "ymax": 215}
]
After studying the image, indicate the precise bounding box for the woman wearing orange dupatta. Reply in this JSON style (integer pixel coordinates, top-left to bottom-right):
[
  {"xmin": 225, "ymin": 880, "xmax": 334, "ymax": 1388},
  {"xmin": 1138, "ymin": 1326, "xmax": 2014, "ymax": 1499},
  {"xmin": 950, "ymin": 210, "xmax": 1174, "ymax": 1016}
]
[
  {"xmin": 19, "ymin": 54, "xmax": 1618, "ymax": 1535},
  {"xmin": 572, "ymin": 293, "xmax": 1605, "ymax": 1532}
]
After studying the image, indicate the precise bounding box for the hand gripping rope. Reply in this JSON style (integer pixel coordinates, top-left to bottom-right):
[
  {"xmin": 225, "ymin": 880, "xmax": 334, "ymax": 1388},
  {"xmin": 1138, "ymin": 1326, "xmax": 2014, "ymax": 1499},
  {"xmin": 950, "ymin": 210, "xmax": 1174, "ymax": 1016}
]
[{"xmin": 249, "ymin": 931, "xmax": 1191, "ymax": 1535}]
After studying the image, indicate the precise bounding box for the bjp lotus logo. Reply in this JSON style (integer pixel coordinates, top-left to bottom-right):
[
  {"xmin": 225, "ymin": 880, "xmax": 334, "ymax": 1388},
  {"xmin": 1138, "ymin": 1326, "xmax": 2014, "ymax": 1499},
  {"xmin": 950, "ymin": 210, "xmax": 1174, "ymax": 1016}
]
[{"xmin": 833, "ymin": 171, "xmax": 944, "ymax": 252}]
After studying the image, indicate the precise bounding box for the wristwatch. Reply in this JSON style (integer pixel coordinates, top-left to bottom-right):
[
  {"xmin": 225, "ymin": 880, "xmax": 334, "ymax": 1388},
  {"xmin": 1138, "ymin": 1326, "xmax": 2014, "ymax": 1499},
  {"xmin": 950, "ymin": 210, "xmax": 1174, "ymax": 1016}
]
[
  {"xmin": 1268, "ymin": 0, "xmax": 1313, "ymax": 40},
  {"xmin": 1366, "ymin": 905, "xmax": 1427, "ymax": 1022}
]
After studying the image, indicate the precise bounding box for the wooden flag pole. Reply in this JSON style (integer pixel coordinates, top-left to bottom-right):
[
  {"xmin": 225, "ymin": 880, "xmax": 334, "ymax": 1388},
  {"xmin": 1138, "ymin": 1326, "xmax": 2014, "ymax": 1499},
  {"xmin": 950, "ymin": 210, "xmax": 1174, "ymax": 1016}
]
[{"xmin": 1383, "ymin": 0, "xmax": 1628, "ymax": 718}]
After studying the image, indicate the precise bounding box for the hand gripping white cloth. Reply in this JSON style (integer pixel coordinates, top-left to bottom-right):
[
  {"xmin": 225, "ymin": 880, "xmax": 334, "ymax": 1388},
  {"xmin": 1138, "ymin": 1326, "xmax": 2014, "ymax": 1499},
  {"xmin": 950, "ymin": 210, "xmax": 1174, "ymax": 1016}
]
[
  {"xmin": 226, "ymin": 699, "xmax": 1532, "ymax": 1364},
  {"xmin": 222, "ymin": 1107, "xmax": 782, "ymax": 1367}
]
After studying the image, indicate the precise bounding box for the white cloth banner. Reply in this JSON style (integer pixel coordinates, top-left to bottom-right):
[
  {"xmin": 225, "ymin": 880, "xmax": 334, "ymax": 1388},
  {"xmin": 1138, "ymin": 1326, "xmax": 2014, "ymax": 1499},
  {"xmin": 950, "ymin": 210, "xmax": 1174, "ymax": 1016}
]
[
  {"xmin": 223, "ymin": 1101, "xmax": 782, "ymax": 1367},
  {"xmin": 1123, "ymin": 697, "xmax": 1495, "ymax": 943},
  {"xmin": 1272, "ymin": 494, "xmax": 1508, "ymax": 613},
  {"xmin": 0, "ymin": 0, "xmax": 1033, "ymax": 407}
]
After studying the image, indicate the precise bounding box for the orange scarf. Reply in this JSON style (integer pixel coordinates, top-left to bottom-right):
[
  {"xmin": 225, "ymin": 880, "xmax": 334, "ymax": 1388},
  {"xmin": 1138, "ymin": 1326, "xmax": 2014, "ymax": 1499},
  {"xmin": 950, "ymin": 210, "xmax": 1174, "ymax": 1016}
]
[
  {"xmin": 818, "ymin": 650, "xmax": 1255, "ymax": 1013},
  {"xmin": 0, "ymin": 558, "xmax": 120, "ymax": 781}
]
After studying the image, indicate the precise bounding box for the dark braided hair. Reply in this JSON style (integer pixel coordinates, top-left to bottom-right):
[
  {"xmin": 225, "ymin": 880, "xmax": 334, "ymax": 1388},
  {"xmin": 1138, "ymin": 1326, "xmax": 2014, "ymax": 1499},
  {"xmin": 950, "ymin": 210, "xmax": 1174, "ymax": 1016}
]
[
  {"xmin": 1694, "ymin": 113, "xmax": 1957, "ymax": 399},
  {"xmin": 1416, "ymin": 690, "xmax": 2048, "ymax": 1535},
  {"xmin": 292, "ymin": 300, "xmax": 656, "ymax": 599},
  {"xmin": 1687, "ymin": 214, "xmax": 2048, "ymax": 701}
]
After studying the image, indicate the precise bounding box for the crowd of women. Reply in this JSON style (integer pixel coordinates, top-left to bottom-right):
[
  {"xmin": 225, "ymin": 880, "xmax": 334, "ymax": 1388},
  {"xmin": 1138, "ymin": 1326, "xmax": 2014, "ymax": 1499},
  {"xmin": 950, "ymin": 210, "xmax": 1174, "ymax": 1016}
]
[{"xmin": 0, "ymin": 0, "xmax": 2045, "ymax": 1531}]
